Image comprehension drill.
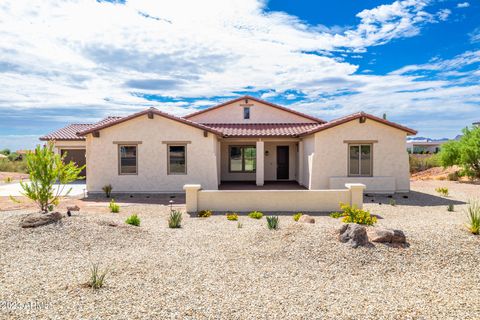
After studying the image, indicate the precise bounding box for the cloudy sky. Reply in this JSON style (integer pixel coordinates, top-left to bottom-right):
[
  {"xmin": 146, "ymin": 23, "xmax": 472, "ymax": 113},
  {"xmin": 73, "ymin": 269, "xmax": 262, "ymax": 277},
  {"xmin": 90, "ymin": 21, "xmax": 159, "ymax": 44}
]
[{"xmin": 0, "ymin": 0, "xmax": 479, "ymax": 150}]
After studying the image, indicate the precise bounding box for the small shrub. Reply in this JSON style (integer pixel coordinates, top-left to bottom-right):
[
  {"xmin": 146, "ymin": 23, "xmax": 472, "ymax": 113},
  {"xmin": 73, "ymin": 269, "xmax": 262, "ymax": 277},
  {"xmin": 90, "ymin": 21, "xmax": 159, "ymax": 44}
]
[
  {"xmin": 447, "ymin": 204, "xmax": 454, "ymax": 212},
  {"xmin": 293, "ymin": 212, "xmax": 303, "ymax": 221},
  {"xmin": 198, "ymin": 210, "xmax": 212, "ymax": 218},
  {"xmin": 339, "ymin": 203, "xmax": 377, "ymax": 226},
  {"xmin": 266, "ymin": 216, "xmax": 279, "ymax": 230},
  {"xmin": 237, "ymin": 222, "xmax": 243, "ymax": 229},
  {"xmin": 168, "ymin": 210, "xmax": 182, "ymax": 228},
  {"xmin": 329, "ymin": 212, "xmax": 343, "ymax": 219},
  {"xmin": 125, "ymin": 214, "xmax": 140, "ymax": 226},
  {"xmin": 435, "ymin": 187, "xmax": 449, "ymax": 197},
  {"xmin": 226, "ymin": 213, "xmax": 238, "ymax": 221},
  {"xmin": 109, "ymin": 199, "xmax": 120, "ymax": 213},
  {"xmin": 389, "ymin": 199, "xmax": 396, "ymax": 206},
  {"xmin": 102, "ymin": 184, "xmax": 113, "ymax": 198},
  {"xmin": 4, "ymin": 177, "xmax": 12, "ymax": 183},
  {"xmin": 447, "ymin": 172, "xmax": 459, "ymax": 181},
  {"xmin": 466, "ymin": 201, "xmax": 480, "ymax": 235},
  {"xmin": 248, "ymin": 211, "xmax": 263, "ymax": 219},
  {"xmin": 88, "ymin": 263, "xmax": 108, "ymax": 289}
]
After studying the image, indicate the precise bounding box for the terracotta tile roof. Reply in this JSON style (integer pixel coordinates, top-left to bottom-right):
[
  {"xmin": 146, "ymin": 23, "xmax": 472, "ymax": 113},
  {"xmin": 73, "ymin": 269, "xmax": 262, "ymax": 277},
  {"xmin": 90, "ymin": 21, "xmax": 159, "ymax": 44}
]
[
  {"xmin": 184, "ymin": 95, "xmax": 326, "ymax": 123},
  {"xmin": 39, "ymin": 117, "xmax": 122, "ymax": 141},
  {"xmin": 299, "ymin": 112, "xmax": 417, "ymax": 136},
  {"xmin": 203, "ymin": 123, "xmax": 322, "ymax": 137},
  {"xmin": 77, "ymin": 108, "xmax": 223, "ymax": 136}
]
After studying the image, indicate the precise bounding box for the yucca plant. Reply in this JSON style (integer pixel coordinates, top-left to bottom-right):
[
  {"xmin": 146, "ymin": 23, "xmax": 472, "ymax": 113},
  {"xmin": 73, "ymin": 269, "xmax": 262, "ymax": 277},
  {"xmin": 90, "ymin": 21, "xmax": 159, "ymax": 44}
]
[
  {"xmin": 237, "ymin": 222, "xmax": 243, "ymax": 229},
  {"xmin": 466, "ymin": 201, "xmax": 480, "ymax": 235},
  {"xmin": 109, "ymin": 199, "xmax": 120, "ymax": 213},
  {"xmin": 88, "ymin": 263, "xmax": 108, "ymax": 289},
  {"xmin": 102, "ymin": 184, "xmax": 113, "ymax": 198},
  {"xmin": 168, "ymin": 210, "xmax": 183, "ymax": 228},
  {"xmin": 447, "ymin": 204, "xmax": 454, "ymax": 212},
  {"xmin": 266, "ymin": 216, "xmax": 279, "ymax": 230}
]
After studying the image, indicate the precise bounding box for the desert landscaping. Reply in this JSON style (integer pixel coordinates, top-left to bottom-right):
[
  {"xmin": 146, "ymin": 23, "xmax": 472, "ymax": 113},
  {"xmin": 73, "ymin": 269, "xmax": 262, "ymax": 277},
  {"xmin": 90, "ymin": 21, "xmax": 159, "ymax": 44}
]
[{"xmin": 1, "ymin": 179, "xmax": 479, "ymax": 319}]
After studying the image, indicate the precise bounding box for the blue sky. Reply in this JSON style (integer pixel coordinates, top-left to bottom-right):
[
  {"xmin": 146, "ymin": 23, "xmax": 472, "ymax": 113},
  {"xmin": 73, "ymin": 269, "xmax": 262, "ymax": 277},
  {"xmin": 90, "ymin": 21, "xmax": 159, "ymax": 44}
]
[{"xmin": 0, "ymin": 0, "xmax": 479, "ymax": 150}]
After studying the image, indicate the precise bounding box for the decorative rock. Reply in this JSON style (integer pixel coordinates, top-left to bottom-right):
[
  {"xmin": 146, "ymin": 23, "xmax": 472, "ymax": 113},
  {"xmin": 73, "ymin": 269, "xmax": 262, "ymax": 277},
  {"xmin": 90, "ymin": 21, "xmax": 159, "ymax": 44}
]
[
  {"xmin": 369, "ymin": 227, "xmax": 406, "ymax": 243},
  {"xmin": 298, "ymin": 215, "xmax": 315, "ymax": 224},
  {"xmin": 20, "ymin": 212, "xmax": 63, "ymax": 228},
  {"xmin": 338, "ymin": 224, "xmax": 369, "ymax": 248},
  {"xmin": 67, "ymin": 205, "xmax": 80, "ymax": 211}
]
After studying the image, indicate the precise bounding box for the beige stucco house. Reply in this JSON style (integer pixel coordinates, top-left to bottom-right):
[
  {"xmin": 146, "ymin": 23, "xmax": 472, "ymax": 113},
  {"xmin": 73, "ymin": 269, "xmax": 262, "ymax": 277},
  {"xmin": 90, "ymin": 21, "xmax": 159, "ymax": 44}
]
[{"xmin": 40, "ymin": 96, "xmax": 416, "ymax": 194}]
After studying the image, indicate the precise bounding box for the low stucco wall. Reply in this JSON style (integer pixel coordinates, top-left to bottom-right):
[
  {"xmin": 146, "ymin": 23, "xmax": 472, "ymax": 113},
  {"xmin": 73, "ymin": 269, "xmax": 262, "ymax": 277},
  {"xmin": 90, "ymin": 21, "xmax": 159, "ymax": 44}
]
[{"xmin": 184, "ymin": 183, "xmax": 365, "ymax": 213}]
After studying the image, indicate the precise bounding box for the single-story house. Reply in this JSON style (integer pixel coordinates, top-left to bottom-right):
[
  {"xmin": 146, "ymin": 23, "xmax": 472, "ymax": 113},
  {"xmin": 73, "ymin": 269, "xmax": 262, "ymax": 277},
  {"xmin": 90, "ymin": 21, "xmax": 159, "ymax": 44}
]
[{"xmin": 40, "ymin": 96, "xmax": 417, "ymax": 194}]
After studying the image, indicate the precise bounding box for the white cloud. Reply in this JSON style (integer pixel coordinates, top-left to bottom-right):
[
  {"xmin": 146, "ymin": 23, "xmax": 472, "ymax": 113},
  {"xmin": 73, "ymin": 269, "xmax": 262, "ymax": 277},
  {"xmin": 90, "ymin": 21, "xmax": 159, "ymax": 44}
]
[
  {"xmin": 457, "ymin": 2, "xmax": 470, "ymax": 8},
  {"xmin": 470, "ymin": 27, "xmax": 480, "ymax": 43},
  {"xmin": 0, "ymin": 0, "xmax": 473, "ymax": 141}
]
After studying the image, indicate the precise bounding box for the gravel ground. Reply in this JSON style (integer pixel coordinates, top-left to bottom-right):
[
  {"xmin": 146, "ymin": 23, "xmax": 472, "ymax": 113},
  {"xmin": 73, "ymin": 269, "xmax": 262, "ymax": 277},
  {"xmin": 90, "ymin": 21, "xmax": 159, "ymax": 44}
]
[{"xmin": 0, "ymin": 180, "xmax": 479, "ymax": 319}]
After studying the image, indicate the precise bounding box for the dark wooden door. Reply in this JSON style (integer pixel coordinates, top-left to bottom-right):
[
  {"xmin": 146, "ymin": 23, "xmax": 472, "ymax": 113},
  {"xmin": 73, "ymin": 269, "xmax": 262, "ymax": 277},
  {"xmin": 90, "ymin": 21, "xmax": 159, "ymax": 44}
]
[
  {"xmin": 61, "ymin": 149, "xmax": 86, "ymax": 177},
  {"xmin": 276, "ymin": 146, "xmax": 289, "ymax": 179}
]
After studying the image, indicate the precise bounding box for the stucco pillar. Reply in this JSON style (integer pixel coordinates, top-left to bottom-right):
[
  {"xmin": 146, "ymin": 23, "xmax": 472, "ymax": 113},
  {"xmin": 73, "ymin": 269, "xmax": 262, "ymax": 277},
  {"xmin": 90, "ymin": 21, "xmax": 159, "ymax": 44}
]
[
  {"xmin": 183, "ymin": 184, "xmax": 201, "ymax": 213},
  {"xmin": 256, "ymin": 140, "xmax": 264, "ymax": 186},
  {"xmin": 345, "ymin": 183, "xmax": 366, "ymax": 209},
  {"xmin": 298, "ymin": 140, "xmax": 304, "ymax": 186}
]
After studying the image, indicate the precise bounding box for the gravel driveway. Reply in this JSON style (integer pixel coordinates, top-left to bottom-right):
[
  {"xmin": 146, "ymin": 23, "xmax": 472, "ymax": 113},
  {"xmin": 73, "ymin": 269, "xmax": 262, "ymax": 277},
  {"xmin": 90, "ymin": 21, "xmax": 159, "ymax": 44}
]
[{"xmin": 0, "ymin": 180, "xmax": 479, "ymax": 319}]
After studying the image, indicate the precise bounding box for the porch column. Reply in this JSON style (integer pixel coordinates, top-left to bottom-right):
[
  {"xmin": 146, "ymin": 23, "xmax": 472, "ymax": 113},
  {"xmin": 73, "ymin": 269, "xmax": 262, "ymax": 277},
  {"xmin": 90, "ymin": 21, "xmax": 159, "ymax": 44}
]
[
  {"xmin": 298, "ymin": 140, "xmax": 304, "ymax": 186},
  {"xmin": 256, "ymin": 140, "xmax": 264, "ymax": 186}
]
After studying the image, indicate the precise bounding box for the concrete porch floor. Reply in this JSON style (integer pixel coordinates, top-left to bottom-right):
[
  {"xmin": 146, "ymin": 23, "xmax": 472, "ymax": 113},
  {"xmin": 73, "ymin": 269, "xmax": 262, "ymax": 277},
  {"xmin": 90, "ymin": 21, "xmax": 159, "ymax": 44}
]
[{"xmin": 219, "ymin": 181, "xmax": 306, "ymax": 190}]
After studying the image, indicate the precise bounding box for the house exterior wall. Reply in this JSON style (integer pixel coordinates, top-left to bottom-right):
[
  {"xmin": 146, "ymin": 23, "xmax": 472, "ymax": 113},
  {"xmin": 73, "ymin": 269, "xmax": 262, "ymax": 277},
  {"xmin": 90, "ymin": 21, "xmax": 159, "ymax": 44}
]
[
  {"xmin": 187, "ymin": 100, "xmax": 318, "ymax": 124},
  {"xmin": 301, "ymin": 135, "xmax": 315, "ymax": 188},
  {"xmin": 85, "ymin": 114, "xmax": 219, "ymax": 193},
  {"xmin": 219, "ymin": 140, "xmax": 298, "ymax": 181},
  {"xmin": 309, "ymin": 118, "xmax": 410, "ymax": 193}
]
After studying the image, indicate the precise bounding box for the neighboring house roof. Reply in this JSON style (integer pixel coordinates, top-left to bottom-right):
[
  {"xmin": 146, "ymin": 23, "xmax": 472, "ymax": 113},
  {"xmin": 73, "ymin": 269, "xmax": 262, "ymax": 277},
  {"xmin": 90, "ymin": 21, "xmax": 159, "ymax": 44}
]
[
  {"xmin": 183, "ymin": 95, "xmax": 326, "ymax": 124},
  {"xmin": 300, "ymin": 112, "xmax": 417, "ymax": 136},
  {"xmin": 39, "ymin": 117, "xmax": 122, "ymax": 141},
  {"xmin": 474, "ymin": 121, "xmax": 480, "ymax": 125},
  {"xmin": 77, "ymin": 108, "xmax": 223, "ymax": 136},
  {"xmin": 203, "ymin": 123, "xmax": 322, "ymax": 137}
]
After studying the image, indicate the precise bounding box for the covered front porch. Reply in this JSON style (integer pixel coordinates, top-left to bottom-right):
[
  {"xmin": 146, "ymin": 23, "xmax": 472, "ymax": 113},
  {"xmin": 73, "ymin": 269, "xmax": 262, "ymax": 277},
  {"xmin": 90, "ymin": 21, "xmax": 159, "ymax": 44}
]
[{"xmin": 216, "ymin": 137, "xmax": 308, "ymax": 188}]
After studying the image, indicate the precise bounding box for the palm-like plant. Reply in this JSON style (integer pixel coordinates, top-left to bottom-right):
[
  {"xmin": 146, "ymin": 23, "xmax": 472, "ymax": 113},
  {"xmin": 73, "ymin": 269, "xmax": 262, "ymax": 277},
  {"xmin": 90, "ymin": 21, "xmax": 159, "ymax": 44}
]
[{"xmin": 466, "ymin": 201, "xmax": 480, "ymax": 235}]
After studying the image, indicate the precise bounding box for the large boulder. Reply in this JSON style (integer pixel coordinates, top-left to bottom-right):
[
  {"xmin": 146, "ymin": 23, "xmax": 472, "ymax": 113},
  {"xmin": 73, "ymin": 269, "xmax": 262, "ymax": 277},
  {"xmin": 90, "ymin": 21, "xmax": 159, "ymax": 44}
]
[
  {"xmin": 20, "ymin": 212, "xmax": 63, "ymax": 228},
  {"xmin": 298, "ymin": 215, "xmax": 315, "ymax": 224},
  {"xmin": 338, "ymin": 224, "xmax": 369, "ymax": 248},
  {"xmin": 369, "ymin": 228, "xmax": 406, "ymax": 244}
]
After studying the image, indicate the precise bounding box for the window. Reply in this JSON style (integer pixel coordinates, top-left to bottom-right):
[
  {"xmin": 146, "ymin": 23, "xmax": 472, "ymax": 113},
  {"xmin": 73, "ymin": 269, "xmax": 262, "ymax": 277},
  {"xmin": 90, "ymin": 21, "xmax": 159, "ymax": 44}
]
[
  {"xmin": 348, "ymin": 144, "xmax": 372, "ymax": 176},
  {"xmin": 243, "ymin": 107, "xmax": 250, "ymax": 119},
  {"xmin": 168, "ymin": 145, "xmax": 187, "ymax": 174},
  {"xmin": 229, "ymin": 146, "xmax": 256, "ymax": 172},
  {"xmin": 119, "ymin": 145, "xmax": 137, "ymax": 175}
]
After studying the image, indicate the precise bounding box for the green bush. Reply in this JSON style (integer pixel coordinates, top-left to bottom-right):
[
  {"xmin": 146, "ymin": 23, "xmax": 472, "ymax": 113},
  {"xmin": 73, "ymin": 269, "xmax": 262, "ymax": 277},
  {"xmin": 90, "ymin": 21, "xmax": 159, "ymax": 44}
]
[
  {"xmin": 226, "ymin": 213, "xmax": 238, "ymax": 221},
  {"xmin": 466, "ymin": 201, "xmax": 480, "ymax": 235},
  {"xmin": 338, "ymin": 203, "xmax": 377, "ymax": 226},
  {"xmin": 0, "ymin": 158, "xmax": 28, "ymax": 173},
  {"xmin": 17, "ymin": 143, "xmax": 84, "ymax": 212},
  {"xmin": 447, "ymin": 204, "xmax": 454, "ymax": 212},
  {"xmin": 409, "ymin": 154, "xmax": 440, "ymax": 173},
  {"xmin": 293, "ymin": 212, "xmax": 303, "ymax": 221},
  {"xmin": 389, "ymin": 199, "xmax": 396, "ymax": 206},
  {"xmin": 435, "ymin": 187, "xmax": 449, "ymax": 197},
  {"xmin": 125, "ymin": 214, "xmax": 140, "ymax": 226},
  {"xmin": 198, "ymin": 210, "xmax": 212, "ymax": 218},
  {"xmin": 248, "ymin": 211, "xmax": 263, "ymax": 219},
  {"xmin": 109, "ymin": 199, "xmax": 120, "ymax": 213},
  {"xmin": 88, "ymin": 263, "xmax": 108, "ymax": 290},
  {"xmin": 266, "ymin": 216, "xmax": 279, "ymax": 230},
  {"xmin": 329, "ymin": 212, "xmax": 343, "ymax": 219},
  {"xmin": 168, "ymin": 210, "xmax": 182, "ymax": 228},
  {"xmin": 102, "ymin": 184, "xmax": 113, "ymax": 198},
  {"xmin": 447, "ymin": 172, "xmax": 459, "ymax": 181}
]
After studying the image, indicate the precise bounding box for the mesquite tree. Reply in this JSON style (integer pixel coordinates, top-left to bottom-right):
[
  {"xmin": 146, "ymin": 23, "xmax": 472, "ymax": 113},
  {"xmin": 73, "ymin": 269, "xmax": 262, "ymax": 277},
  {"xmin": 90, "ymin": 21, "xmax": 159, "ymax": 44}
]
[
  {"xmin": 20, "ymin": 143, "xmax": 85, "ymax": 212},
  {"xmin": 439, "ymin": 126, "xmax": 480, "ymax": 180}
]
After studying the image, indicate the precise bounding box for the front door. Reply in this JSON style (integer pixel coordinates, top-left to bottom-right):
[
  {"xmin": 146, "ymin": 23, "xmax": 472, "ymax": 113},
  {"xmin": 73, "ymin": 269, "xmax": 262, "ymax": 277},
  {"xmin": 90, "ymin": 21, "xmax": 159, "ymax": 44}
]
[{"xmin": 276, "ymin": 146, "xmax": 289, "ymax": 179}]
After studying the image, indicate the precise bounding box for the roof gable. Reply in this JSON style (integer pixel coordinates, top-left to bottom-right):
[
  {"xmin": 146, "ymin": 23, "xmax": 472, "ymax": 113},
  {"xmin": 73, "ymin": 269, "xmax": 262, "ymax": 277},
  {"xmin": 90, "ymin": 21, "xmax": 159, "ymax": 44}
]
[
  {"xmin": 184, "ymin": 96, "xmax": 325, "ymax": 124},
  {"xmin": 300, "ymin": 112, "xmax": 417, "ymax": 136}
]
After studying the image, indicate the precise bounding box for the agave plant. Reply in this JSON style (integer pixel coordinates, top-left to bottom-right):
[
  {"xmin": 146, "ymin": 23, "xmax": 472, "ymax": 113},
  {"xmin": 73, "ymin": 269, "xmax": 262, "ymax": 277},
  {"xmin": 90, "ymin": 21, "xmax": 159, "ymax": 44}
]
[
  {"xmin": 168, "ymin": 210, "xmax": 183, "ymax": 228},
  {"xmin": 266, "ymin": 216, "xmax": 279, "ymax": 230}
]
